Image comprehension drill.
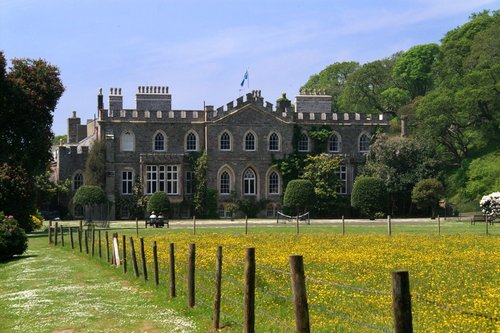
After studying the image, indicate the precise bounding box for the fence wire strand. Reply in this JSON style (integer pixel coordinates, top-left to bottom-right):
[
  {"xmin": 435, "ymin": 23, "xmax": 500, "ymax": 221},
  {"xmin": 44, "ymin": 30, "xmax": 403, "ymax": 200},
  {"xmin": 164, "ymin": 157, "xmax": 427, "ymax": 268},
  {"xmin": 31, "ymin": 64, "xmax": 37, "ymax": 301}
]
[
  {"xmin": 310, "ymin": 303, "xmax": 392, "ymax": 333},
  {"xmin": 413, "ymin": 293, "xmax": 499, "ymax": 322},
  {"xmin": 307, "ymin": 276, "xmax": 392, "ymax": 296}
]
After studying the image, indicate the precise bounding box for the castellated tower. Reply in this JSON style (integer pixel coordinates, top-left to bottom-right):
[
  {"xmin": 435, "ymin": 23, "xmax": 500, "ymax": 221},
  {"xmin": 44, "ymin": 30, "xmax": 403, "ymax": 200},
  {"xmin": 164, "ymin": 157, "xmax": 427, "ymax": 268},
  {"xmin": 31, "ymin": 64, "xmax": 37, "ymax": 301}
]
[{"xmin": 135, "ymin": 86, "xmax": 171, "ymax": 110}]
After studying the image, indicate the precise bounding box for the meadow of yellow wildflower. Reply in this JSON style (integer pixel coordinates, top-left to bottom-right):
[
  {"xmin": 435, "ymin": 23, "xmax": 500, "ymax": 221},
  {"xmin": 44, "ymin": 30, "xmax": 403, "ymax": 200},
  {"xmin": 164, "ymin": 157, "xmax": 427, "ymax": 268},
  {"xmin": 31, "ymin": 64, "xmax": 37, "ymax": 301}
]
[{"xmin": 139, "ymin": 232, "xmax": 498, "ymax": 332}]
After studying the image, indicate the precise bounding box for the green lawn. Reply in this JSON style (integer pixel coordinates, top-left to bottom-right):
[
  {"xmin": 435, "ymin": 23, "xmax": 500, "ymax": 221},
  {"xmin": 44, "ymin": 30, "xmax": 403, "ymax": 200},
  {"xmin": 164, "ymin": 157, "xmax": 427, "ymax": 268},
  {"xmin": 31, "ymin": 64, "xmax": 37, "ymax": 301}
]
[{"xmin": 0, "ymin": 220, "xmax": 498, "ymax": 332}]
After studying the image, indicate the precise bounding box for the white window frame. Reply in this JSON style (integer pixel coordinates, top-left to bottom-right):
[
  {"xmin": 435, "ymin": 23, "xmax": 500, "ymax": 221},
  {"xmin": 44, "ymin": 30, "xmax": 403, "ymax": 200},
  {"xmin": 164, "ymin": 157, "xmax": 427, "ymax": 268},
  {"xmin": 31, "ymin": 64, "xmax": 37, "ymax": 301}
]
[
  {"xmin": 220, "ymin": 171, "xmax": 230, "ymax": 195},
  {"xmin": 73, "ymin": 172, "xmax": 83, "ymax": 191},
  {"xmin": 122, "ymin": 169, "xmax": 134, "ymax": 195},
  {"xmin": 243, "ymin": 168, "xmax": 256, "ymax": 195},
  {"xmin": 244, "ymin": 131, "xmax": 256, "ymax": 151},
  {"xmin": 359, "ymin": 132, "xmax": 371, "ymax": 153},
  {"xmin": 336, "ymin": 166, "xmax": 347, "ymax": 194},
  {"xmin": 268, "ymin": 171, "xmax": 280, "ymax": 195}
]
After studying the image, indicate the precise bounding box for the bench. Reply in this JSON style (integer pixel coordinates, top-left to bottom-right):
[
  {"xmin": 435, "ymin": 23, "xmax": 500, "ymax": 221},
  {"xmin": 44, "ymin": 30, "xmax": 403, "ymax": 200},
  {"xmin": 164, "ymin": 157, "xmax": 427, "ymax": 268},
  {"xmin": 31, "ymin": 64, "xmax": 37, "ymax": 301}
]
[
  {"xmin": 145, "ymin": 218, "xmax": 169, "ymax": 228},
  {"xmin": 470, "ymin": 214, "xmax": 489, "ymax": 225}
]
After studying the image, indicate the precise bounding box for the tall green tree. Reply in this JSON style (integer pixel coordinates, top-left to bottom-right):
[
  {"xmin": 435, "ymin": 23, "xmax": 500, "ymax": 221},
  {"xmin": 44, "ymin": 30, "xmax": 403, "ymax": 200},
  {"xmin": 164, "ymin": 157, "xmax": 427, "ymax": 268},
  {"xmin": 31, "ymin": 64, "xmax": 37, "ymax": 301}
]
[
  {"xmin": 301, "ymin": 153, "xmax": 342, "ymax": 215},
  {"xmin": 0, "ymin": 52, "xmax": 65, "ymax": 176},
  {"xmin": 411, "ymin": 178, "xmax": 444, "ymax": 219},
  {"xmin": 0, "ymin": 52, "xmax": 64, "ymax": 230},
  {"xmin": 339, "ymin": 55, "xmax": 399, "ymax": 113},
  {"xmin": 362, "ymin": 134, "xmax": 442, "ymax": 215},
  {"xmin": 84, "ymin": 140, "xmax": 106, "ymax": 187},
  {"xmin": 393, "ymin": 43, "xmax": 441, "ymax": 99},
  {"xmin": 416, "ymin": 11, "xmax": 500, "ymax": 164},
  {"xmin": 301, "ymin": 61, "xmax": 359, "ymax": 112}
]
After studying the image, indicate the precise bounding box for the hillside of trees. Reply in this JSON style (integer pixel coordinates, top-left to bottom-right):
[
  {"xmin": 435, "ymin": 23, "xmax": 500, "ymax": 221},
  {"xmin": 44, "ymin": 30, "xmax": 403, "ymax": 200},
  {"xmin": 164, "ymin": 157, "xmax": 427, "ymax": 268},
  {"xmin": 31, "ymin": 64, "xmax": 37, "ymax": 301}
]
[{"xmin": 302, "ymin": 11, "xmax": 499, "ymax": 214}]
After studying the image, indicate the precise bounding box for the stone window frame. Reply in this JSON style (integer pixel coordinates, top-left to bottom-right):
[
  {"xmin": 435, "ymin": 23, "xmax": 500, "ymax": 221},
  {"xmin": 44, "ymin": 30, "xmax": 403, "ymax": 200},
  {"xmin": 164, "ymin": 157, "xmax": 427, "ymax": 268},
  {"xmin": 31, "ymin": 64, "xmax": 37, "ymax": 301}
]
[
  {"xmin": 152, "ymin": 130, "xmax": 167, "ymax": 152},
  {"xmin": 328, "ymin": 131, "xmax": 342, "ymax": 153},
  {"xmin": 243, "ymin": 130, "xmax": 257, "ymax": 151},
  {"xmin": 298, "ymin": 133, "xmax": 310, "ymax": 152},
  {"xmin": 268, "ymin": 132, "xmax": 281, "ymax": 152},
  {"xmin": 219, "ymin": 131, "xmax": 232, "ymax": 151},
  {"xmin": 120, "ymin": 130, "xmax": 135, "ymax": 152},
  {"xmin": 358, "ymin": 132, "xmax": 371, "ymax": 153},
  {"xmin": 185, "ymin": 130, "xmax": 199, "ymax": 152},
  {"xmin": 217, "ymin": 165, "xmax": 235, "ymax": 195},
  {"xmin": 73, "ymin": 171, "xmax": 84, "ymax": 191},
  {"xmin": 266, "ymin": 169, "xmax": 281, "ymax": 195}
]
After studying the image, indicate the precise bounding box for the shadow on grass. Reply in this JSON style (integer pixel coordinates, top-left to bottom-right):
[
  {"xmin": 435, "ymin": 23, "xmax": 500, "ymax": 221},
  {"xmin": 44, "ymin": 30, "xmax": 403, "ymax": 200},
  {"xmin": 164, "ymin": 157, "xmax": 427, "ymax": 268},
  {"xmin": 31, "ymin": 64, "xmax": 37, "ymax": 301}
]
[
  {"xmin": 27, "ymin": 231, "xmax": 49, "ymax": 239},
  {"xmin": 0, "ymin": 254, "xmax": 38, "ymax": 264}
]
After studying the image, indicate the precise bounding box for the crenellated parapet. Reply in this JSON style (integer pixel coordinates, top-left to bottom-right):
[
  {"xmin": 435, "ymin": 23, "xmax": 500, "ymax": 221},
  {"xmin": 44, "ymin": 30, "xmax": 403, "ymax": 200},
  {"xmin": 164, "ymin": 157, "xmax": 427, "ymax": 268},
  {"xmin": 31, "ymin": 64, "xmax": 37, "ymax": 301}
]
[
  {"xmin": 294, "ymin": 111, "xmax": 392, "ymax": 125},
  {"xmin": 99, "ymin": 108, "xmax": 205, "ymax": 123}
]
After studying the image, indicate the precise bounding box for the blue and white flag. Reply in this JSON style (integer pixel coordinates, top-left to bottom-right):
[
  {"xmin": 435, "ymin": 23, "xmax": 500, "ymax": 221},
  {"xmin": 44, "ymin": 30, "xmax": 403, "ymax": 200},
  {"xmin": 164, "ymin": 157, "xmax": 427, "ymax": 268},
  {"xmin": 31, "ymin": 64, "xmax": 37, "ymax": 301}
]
[{"xmin": 240, "ymin": 70, "xmax": 248, "ymax": 87}]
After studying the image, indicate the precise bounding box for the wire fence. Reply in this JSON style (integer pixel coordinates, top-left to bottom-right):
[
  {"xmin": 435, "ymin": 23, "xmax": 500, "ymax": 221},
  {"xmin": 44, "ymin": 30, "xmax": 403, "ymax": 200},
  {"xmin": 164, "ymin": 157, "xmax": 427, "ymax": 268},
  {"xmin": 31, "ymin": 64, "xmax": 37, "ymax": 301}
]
[{"xmin": 47, "ymin": 224, "xmax": 499, "ymax": 332}]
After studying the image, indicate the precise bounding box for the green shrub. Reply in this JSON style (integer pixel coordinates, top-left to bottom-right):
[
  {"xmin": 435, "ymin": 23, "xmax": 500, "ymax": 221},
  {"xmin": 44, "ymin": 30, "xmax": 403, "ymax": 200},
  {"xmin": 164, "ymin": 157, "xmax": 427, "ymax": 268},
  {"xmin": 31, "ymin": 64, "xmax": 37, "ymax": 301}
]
[
  {"xmin": 283, "ymin": 179, "xmax": 315, "ymax": 215},
  {"xmin": 146, "ymin": 192, "xmax": 170, "ymax": 216},
  {"xmin": 73, "ymin": 185, "xmax": 107, "ymax": 206},
  {"xmin": 351, "ymin": 176, "xmax": 387, "ymax": 218},
  {"xmin": 0, "ymin": 213, "xmax": 28, "ymax": 261},
  {"xmin": 237, "ymin": 197, "xmax": 268, "ymax": 218}
]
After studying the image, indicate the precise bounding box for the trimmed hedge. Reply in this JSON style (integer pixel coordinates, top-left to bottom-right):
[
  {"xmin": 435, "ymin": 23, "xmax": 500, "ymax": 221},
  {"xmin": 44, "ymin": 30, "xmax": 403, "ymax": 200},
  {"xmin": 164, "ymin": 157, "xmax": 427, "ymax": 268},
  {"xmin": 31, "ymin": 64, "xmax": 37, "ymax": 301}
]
[
  {"xmin": 283, "ymin": 179, "xmax": 315, "ymax": 214},
  {"xmin": 351, "ymin": 176, "xmax": 387, "ymax": 218}
]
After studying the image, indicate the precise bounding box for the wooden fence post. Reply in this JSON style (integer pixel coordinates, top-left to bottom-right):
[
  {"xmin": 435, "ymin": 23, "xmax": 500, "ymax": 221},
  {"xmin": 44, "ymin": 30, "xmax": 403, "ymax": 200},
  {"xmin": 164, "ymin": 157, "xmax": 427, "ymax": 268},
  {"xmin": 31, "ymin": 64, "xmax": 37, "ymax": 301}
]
[
  {"xmin": 122, "ymin": 235, "xmax": 127, "ymax": 274},
  {"xmin": 153, "ymin": 241, "xmax": 159, "ymax": 286},
  {"xmin": 213, "ymin": 246, "xmax": 223, "ymax": 330},
  {"xmin": 69, "ymin": 227, "xmax": 74, "ymax": 249},
  {"xmin": 91, "ymin": 226, "xmax": 95, "ymax": 257},
  {"xmin": 105, "ymin": 231, "xmax": 110, "ymax": 262},
  {"xmin": 290, "ymin": 255, "xmax": 310, "ymax": 333},
  {"xmin": 135, "ymin": 217, "xmax": 139, "ymax": 237},
  {"xmin": 79, "ymin": 220, "xmax": 83, "ymax": 231},
  {"xmin": 48, "ymin": 225, "xmax": 53, "ymax": 244},
  {"xmin": 437, "ymin": 215, "xmax": 441, "ymax": 236},
  {"xmin": 296, "ymin": 215, "xmax": 300, "ymax": 234},
  {"xmin": 244, "ymin": 247, "xmax": 256, "ymax": 333},
  {"xmin": 169, "ymin": 242, "xmax": 176, "ymax": 298},
  {"xmin": 342, "ymin": 215, "xmax": 345, "ymax": 235},
  {"xmin": 387, "ymin": 215, "xmax": 392, "ymax": 236},
  {"xmin": 193, "ymin": 216, "xmax": 196, "ymax": 235},
  {"xmin": 78, "ymin": 228, "xmax": 82, "ymax": 252},
  {"xmin": 245, "ymin": 216, "xmax": 248, "ymax": 235},
  {"xmin": 130, "ymin": 237, "xmax": 139, "ymax": 278},
  {"xmin": 392, "ymin": 271, "xmax": 413, "ymax": 333},
  {"xmin": 60, "ymin": 225, "xmax": 64, "ymax": 247},
  {"xmin": 140, "ymin": 237, "xmax": 148, "ymax": 281},
  {"xmin": 84, "ymin": 229, "xmax": 89, "ymax": 254},
  {"xmin": 486, "ymin": 215, "xmax": 489, "ymax": 236},
  {"xmin": 98, "ymin": 230, "xmax": 102, "ymax": 258},
  {"xmin": 187, "ymin": 243, "xmax": 196, "ymax": 307},
  {"xmin": 54, "ymin": 222, "xmax": 59, "ymax": 246}
]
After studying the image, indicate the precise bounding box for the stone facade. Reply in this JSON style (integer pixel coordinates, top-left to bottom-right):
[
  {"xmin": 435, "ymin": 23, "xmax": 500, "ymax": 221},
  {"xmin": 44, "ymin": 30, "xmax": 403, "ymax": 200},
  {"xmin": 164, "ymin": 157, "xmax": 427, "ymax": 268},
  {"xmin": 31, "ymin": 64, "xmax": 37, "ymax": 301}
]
[{"xmin": 54, "ymin": 86, "xmax": 392, "ymax": 219}]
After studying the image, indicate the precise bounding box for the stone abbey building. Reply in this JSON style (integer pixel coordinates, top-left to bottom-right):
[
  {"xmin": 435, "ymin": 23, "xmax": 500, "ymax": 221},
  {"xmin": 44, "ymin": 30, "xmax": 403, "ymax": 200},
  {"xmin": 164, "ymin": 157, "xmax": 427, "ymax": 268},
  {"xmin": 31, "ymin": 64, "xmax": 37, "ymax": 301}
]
[{"xmin": 53, "ymin": 86, "xmax": 391, "ymax": 219}]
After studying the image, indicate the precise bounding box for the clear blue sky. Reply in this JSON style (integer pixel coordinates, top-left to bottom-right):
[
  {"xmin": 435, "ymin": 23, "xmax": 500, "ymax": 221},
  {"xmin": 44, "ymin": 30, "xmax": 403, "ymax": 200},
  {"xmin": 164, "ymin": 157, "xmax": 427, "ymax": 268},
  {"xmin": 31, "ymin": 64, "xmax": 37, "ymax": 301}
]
[{"xmin": 1, "ymin": 0, "xmax": 498, "ymax": 135}]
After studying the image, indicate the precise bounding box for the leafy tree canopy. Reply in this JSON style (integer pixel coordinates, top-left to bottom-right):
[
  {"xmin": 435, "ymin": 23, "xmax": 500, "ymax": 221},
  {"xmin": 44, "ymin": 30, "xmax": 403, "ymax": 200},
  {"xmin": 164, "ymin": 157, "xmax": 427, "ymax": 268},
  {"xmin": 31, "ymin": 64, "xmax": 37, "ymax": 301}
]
[
  {"xmin": 301, "ymin": 61, "xmax": 359, "ymax": 112},
  {"xmin": 393, "ymin": 43, "xmax": 440, "ymax": 99},
  {"xmin": 84, "ymin": 140, "xmax": 106, "ymax": 187},
  {"xmin": 0, "ymin": 52, "xmax": 65, "ymax": 176},
  {"xmin": 411, "ymin": 178, "xmax": 444, "ymax": 218}
]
